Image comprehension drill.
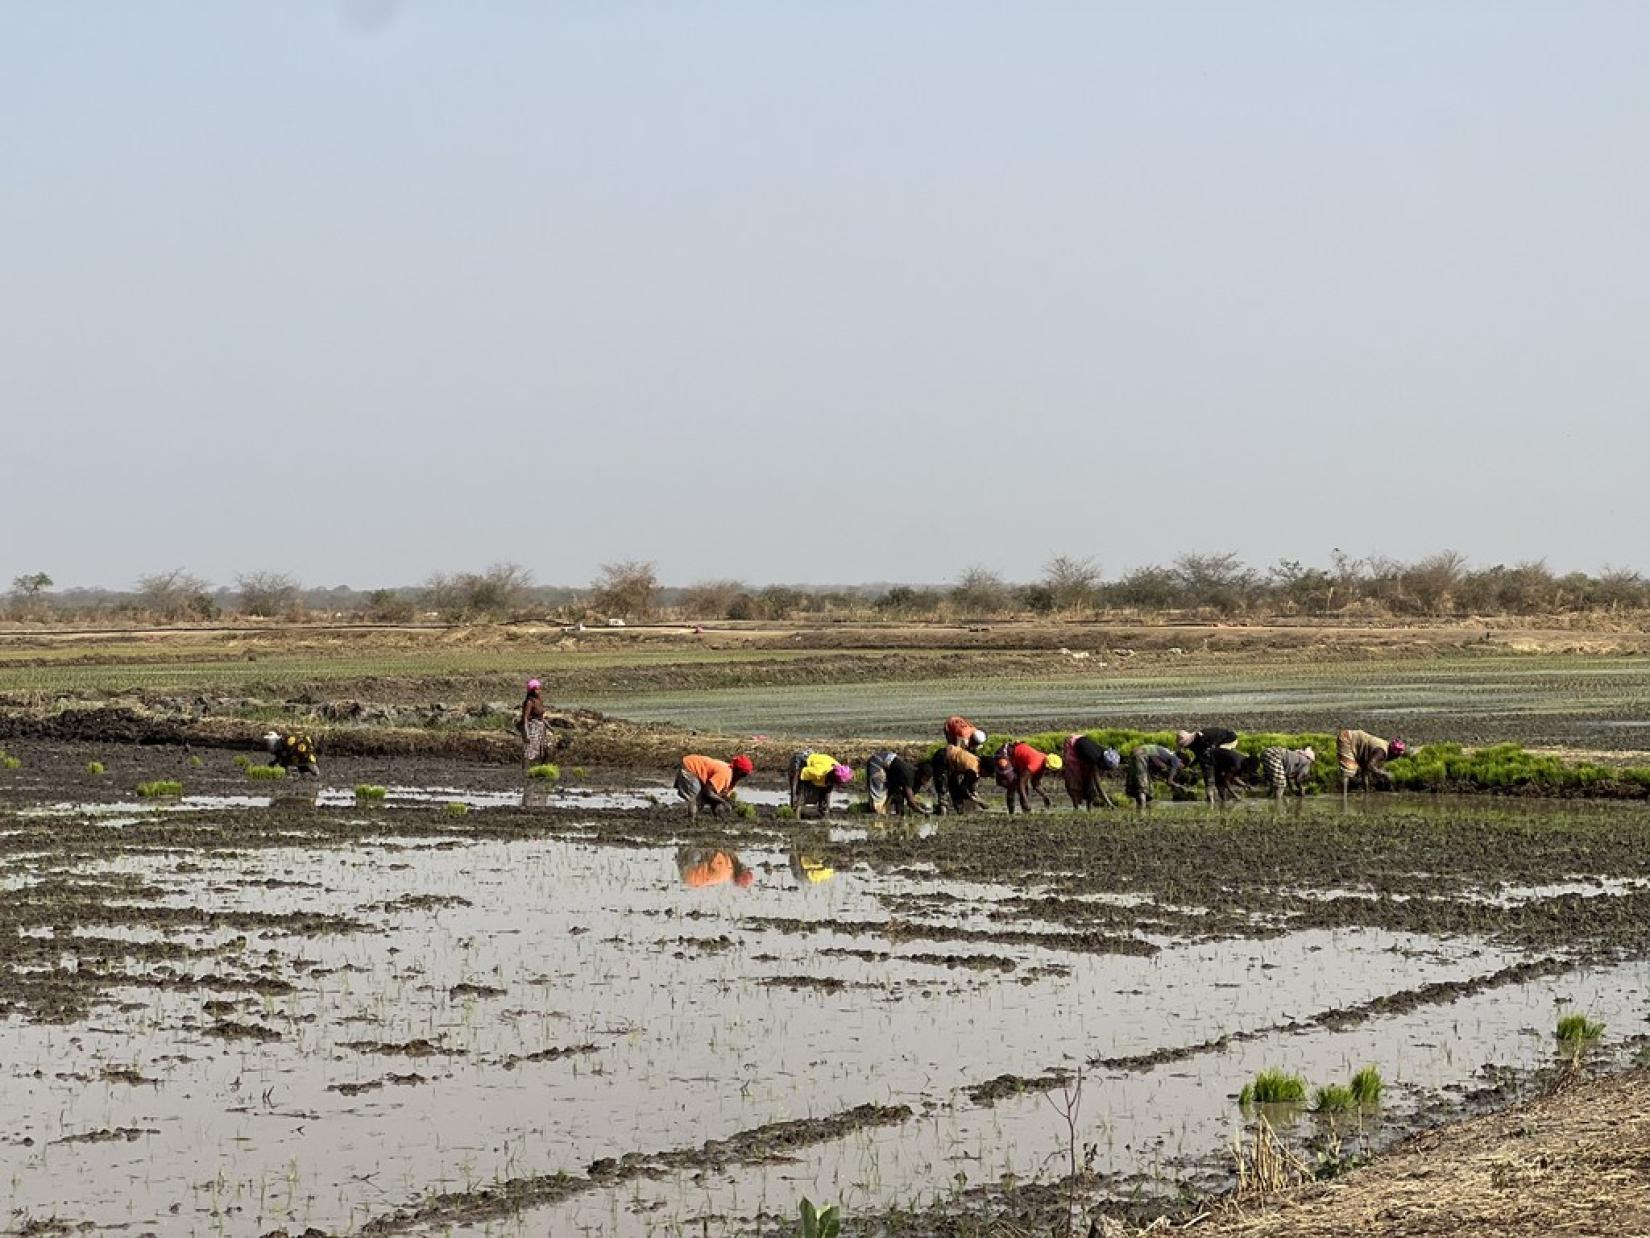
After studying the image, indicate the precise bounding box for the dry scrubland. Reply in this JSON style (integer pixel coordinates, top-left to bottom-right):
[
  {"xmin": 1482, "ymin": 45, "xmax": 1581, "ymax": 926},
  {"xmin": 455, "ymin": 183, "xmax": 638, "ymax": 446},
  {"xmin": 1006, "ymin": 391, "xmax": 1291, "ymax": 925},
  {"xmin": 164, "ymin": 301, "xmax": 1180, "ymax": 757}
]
[{"xmin": 1, "ymin": 618, "xmax": 1649, "ymax": 1236}]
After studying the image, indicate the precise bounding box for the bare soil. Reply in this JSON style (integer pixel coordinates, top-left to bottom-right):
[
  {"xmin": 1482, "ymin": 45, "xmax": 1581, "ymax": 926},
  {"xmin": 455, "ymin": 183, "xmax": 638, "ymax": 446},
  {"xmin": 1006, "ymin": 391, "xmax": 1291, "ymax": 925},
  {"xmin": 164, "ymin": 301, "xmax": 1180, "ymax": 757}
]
[{"xmin": 1164, "ymin": 1068, "xmax": 1650, "ymax": 1238}]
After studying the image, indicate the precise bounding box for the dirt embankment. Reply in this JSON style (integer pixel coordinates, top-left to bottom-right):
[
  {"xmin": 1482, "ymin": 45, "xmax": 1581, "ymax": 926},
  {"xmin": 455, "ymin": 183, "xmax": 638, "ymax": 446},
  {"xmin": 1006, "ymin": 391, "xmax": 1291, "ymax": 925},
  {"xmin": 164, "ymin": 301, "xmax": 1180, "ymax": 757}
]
[
  {"xmin": 1153, "ymin": 1068, "xmax": 1650, "ymax": 1238},
  {"xmin": 0, "ymin": 700, "xmax": 931, "ymax": 770}
]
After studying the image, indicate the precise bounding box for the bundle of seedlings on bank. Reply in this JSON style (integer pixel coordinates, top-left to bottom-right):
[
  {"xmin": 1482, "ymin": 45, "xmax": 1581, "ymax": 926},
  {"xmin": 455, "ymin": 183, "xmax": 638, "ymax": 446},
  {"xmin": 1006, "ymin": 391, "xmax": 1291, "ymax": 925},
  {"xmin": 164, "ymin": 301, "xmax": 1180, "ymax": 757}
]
[
  {"xmin": 246, "ymin": 765, "xmax": 285, "ymax": 781},
  {"xmin": 136, "ymin": 780, "xmax": 183, "ymax": 798},
  {"xmin": 355, "ymin": 784, "xmax": 388, "ymax": 802},
  {"xmin": 527, "ymin": 763, "xmax": 560, "ymax": 782}
]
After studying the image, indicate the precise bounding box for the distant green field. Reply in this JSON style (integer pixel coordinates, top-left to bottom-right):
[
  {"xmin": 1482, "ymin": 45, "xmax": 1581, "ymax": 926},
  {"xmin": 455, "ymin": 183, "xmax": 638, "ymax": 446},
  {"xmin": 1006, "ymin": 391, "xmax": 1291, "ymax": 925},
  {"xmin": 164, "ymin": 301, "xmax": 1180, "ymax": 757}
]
[{"xmin": 566, "ymin": 656, "xmax": 1650, "ymax": 749}]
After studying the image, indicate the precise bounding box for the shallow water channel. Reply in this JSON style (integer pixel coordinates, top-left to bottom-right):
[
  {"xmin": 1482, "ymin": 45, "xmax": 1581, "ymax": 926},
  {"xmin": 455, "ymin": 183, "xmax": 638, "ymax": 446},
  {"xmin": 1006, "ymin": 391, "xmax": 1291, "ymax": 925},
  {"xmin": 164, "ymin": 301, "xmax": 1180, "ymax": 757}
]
[{"xmin": 1, "ymin": 790, "xmax": 1645, "ymax": 1236}]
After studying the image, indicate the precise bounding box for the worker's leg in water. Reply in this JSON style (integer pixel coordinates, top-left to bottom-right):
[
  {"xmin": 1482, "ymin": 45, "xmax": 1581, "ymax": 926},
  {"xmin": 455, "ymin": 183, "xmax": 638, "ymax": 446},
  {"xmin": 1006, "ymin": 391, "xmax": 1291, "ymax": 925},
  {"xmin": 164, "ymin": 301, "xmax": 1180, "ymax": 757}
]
[{"xmin": 675, "ymin": 769, "xmax": 702, "ymax": 817}]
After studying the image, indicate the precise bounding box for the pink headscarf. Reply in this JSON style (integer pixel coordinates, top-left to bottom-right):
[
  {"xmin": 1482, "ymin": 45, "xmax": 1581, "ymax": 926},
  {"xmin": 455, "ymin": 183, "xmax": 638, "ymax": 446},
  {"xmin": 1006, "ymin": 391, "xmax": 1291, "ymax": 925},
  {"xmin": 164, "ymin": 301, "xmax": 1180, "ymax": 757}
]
[{"xmin": 526, "ymin": 679, "xmax": 541, "ymax": 692}]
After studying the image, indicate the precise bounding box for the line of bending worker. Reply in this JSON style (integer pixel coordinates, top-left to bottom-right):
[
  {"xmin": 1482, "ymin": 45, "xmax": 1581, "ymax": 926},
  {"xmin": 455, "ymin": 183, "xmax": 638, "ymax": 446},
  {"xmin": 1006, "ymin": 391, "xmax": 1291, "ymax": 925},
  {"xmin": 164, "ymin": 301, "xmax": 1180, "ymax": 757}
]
[{"xmin": 668, "ymin": 720, "xmax": 1409, "ymax": 819}]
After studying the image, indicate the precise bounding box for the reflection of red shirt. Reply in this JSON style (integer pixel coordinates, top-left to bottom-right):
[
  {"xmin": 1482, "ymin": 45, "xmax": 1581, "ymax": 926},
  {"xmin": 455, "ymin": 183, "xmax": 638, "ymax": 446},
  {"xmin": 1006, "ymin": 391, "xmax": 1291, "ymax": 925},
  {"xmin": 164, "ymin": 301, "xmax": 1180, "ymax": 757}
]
[
  {"xmin": 1008, "ymin": 743, "xmax": 1046, "ymax": 775},
  {"xmin": 681, "ymin": 851, "xmax": 734, "ymax": 888},
  {"xmin": 944, "ymin": 716, "xmax": 975, "ymax": 743}
]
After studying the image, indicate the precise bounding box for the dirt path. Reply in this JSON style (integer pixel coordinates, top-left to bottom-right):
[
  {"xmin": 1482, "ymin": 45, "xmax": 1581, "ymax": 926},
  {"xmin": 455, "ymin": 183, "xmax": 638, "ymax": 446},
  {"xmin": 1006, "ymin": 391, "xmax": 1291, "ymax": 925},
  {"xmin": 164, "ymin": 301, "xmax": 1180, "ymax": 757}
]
[{"xmin": 1169, "ymin": 1069, "xmax": 1650, "ymax": 1237}]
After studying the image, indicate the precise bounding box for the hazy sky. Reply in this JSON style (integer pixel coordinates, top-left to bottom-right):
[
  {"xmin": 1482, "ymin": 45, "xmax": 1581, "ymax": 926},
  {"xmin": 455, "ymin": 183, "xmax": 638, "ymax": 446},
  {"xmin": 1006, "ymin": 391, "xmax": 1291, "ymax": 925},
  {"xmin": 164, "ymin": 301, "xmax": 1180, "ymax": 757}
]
[{"xmin": 3, "ymin": 2, "xmax": 1647, "ymax": 590}]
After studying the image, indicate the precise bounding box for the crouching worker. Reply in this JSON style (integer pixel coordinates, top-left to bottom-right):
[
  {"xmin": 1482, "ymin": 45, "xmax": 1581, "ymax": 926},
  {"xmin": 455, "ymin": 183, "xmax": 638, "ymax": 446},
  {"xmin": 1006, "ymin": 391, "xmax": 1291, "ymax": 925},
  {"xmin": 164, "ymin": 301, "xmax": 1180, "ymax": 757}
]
[
  {"xmin": 866, "ymin": 750, "xmax": 931, "ymax": 817},
  {"xmin": 1208, "ymin": 745, "xmax": 1253, "ymax": 804},
  {"xmin": 944, "ymin": 715, "xmax": 988, "ymax": 753},
  {"xmin": 1177, "ymin": 728, "xmax": 1240, "ymax": 805},
  {"xmin": 1261, "ymin": 745, "xmax": 1316, "ymax": 802},
  {"xmin": 1337, "ymin": 730, "xmax": 1407, "ymax": 803},
  {"xmin": 674, "ymin": 753, "xmax": 754, "ymax": 819},
  {"xmin": 994, "ymin": 742, "xmax": 1054, "ymax": 815},
  {"xmin": 263, "ymin": 730, "xmax": 319, "ymax": 777},
  {"xmin": 931, "ymin": 744, "xmax": 990, "ymax": 814},
  {"xmin": 788, "ymin": 751, "xmax": 853, "ymax": 818},
  {"xmin": 1127, "ymin": 743, "xmax": 1182, "ymax": 809},
  {"xmin": 1063, "ymin": 734, "xmax": 1121, "ymax": 809}
]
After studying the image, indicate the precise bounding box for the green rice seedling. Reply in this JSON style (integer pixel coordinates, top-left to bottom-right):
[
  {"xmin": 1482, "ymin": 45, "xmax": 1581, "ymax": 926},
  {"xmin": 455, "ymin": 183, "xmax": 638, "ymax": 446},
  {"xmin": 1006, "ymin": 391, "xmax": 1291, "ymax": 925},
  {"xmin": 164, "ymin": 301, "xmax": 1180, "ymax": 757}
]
[
  {"xmin": 733, "ymin": 800, "xmax": 757, "ymax": 821},
  {"xmin": 798, "ymin": 1199, "xmax": 841, "ymax": 1238},
  {"xmin": 777, "ymin": 805, "xmax": 797, "ymax": 821},
  {"xmin": 1238, "ymin": 1069, "xmax": 1307, "ymax": 1107},
  {"xmin": 354, "ymin": 784, "xmax": 387, "ymax": 801},
  {"xmin": 527, "ymin": 763, "xmax": 560, "ymax": 782},
  {"xmin": 1349, "ymin": 1066, "xmax": 1383, "ymax": 1106},
  {"xmin": 136, "ymin": 780, "xmax": 183, "ymax": 798},
  {"xmin": 445, "ymin": 801, "xmax": 469, "ymax": 817},
  {"xmin": 246, "ymin": 765, "xmax": 286, "ymax": 781},
  {"xmin": 571, "ymin": 766, "xmax": 587, "ymax": 780},
  {"xmin": 1311, "ymin": 1084, "xmax": 1355, "ymax": 1115},
  {"xmin": 232, "ymin": 754, "xmax": 252, "ymax": 770},
  {"xmin": 1556, "ymin": 1013, "xmax": 1605, "ymax": 1044},
  {"xmin": 85, "ymin": 761, "xmax": 106, "ymax": 776},
  {"xmin": 188, "ymin": 754, "xmax": 204, "ymax": 768},
  {"xmin": 0, "ymin": 753, "xmax": 19, "ymax": 770}
]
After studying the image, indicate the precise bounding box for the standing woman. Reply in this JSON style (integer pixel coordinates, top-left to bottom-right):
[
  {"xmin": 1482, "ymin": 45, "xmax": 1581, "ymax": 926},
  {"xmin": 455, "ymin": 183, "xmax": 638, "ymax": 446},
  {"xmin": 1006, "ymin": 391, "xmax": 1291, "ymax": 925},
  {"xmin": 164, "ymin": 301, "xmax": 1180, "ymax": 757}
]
[{"xmin": 519, "ymin": 678, "xmax": 554, "ymax": 771}]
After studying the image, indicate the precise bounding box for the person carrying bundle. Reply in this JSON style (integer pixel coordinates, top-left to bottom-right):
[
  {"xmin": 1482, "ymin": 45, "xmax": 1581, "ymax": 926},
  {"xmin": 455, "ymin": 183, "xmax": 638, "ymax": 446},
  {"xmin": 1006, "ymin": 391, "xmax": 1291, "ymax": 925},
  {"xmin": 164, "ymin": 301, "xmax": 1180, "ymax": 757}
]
[
  {"xmin": 517, "ymin": 679, "xmax": 555, "ymax": 770},
  {"xmin": 1337, "ymin": 730, "xmax": 1407, "ymax": 803},
  {"xmin": 866, "ymin": 750, "xmax": 931, "ymax": 817},
  {"xmin": 788, "ymin": 750, "xmax": 854, "ymax": 818}
]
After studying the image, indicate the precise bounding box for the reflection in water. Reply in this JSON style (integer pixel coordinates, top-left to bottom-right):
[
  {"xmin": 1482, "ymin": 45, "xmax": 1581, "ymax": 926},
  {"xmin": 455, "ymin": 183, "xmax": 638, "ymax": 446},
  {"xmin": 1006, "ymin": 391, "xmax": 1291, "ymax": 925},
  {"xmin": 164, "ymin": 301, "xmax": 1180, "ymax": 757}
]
[
  {"xmin": 271, "ymin": 782, "xmax": 320, "ymax": 810},
  {"xmin": 676, "ymin": 846, "xmax": 755, "ymax": 889},
  {"xmin": 789, "ymin": 842, "xmax": 835, "ymax": 886}
]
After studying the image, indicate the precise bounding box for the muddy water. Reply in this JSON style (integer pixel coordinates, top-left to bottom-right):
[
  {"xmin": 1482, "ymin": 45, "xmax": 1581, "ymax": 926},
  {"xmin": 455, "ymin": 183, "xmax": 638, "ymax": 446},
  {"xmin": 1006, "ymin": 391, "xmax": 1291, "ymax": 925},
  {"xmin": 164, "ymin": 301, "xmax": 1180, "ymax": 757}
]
[{"xmin": 0, "ymin": 793, "xmax": 1638, "ymax": 1238}]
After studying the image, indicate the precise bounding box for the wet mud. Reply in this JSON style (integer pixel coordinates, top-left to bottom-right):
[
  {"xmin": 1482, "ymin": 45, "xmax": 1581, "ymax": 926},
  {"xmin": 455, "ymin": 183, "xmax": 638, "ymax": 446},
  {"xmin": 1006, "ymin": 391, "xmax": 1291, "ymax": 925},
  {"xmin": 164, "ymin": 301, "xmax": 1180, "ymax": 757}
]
[{"xmin": 3, "ymin": 739, "xmax": 1650, "ymax": 1235}]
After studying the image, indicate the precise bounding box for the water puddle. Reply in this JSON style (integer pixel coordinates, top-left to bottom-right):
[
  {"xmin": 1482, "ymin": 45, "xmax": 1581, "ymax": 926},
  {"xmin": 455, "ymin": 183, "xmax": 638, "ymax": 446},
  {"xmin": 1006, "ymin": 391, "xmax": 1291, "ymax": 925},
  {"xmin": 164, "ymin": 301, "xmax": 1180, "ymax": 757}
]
[{"xmin": 0, "ymin": 812, "xmax": 1641, "ymax": 1236}]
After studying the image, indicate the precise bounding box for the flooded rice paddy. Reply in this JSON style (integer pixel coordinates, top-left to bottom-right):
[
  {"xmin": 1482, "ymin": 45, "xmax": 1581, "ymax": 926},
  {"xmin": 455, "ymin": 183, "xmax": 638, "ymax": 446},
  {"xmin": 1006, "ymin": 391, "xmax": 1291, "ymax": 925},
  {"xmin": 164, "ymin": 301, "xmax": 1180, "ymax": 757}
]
[{"xmin": 4, "ymin": 743, "xmax": 1650, "ymax": 1236}]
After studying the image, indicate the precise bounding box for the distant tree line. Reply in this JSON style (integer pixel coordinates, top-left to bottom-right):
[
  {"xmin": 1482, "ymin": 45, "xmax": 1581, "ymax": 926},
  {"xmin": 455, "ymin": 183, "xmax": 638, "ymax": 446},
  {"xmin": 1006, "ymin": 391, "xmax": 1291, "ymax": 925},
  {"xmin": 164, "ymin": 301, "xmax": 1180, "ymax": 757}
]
[{"xmin": 6, "ymin": 550, "xmax": 1650, "ymax": 624}]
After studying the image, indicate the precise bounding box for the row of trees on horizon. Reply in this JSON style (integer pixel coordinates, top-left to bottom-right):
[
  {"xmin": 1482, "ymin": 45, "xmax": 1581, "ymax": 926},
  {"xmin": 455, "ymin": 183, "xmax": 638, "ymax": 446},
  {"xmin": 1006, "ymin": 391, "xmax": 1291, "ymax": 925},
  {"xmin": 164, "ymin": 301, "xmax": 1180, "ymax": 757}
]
[{"xmin": 7, "ymin": 552, "xmax": 1650, "ymax": 624}]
